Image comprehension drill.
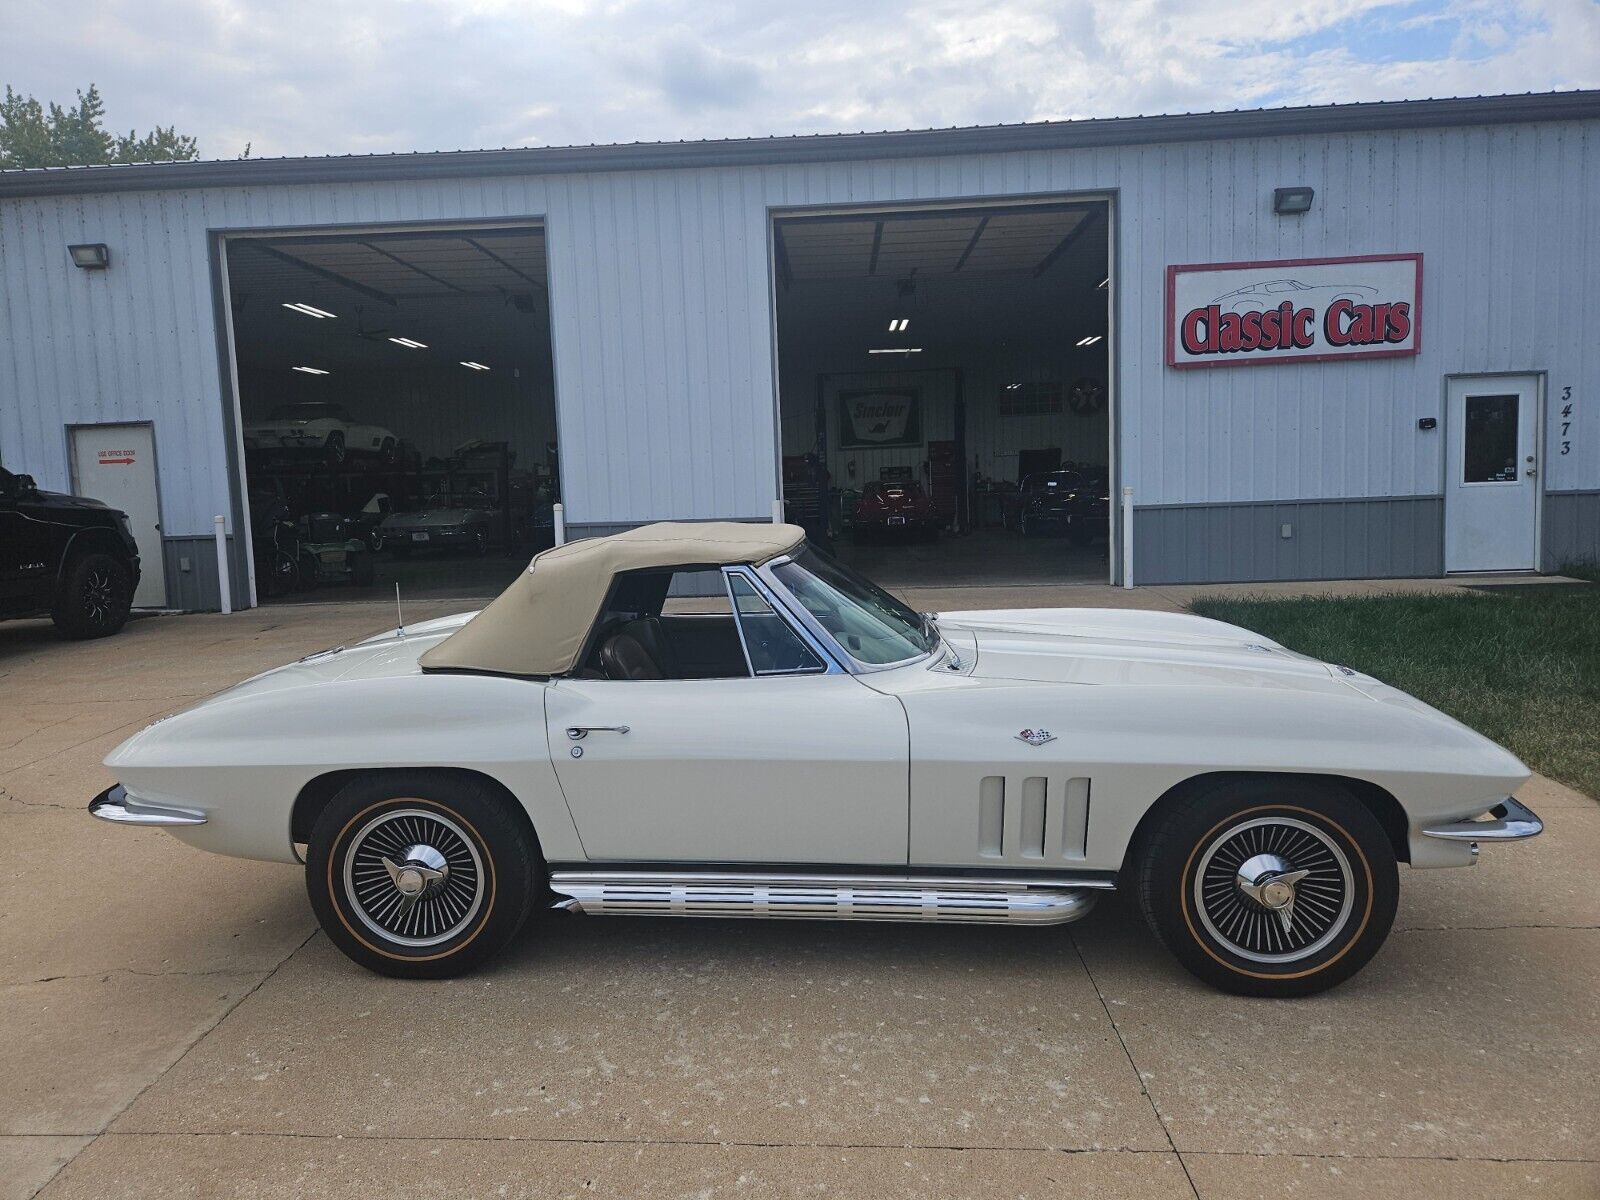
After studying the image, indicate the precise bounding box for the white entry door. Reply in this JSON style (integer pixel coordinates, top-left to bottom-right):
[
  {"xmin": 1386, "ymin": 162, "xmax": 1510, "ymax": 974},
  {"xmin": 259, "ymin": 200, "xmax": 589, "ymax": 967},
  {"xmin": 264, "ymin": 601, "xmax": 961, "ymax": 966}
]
[
  {"xmin": 69, "ymin": 423, "xmax": 166, "ymax": 607},
  {"xmin": 1444, "ymin": 376, "xmax": 1540, "ymax": 573}
]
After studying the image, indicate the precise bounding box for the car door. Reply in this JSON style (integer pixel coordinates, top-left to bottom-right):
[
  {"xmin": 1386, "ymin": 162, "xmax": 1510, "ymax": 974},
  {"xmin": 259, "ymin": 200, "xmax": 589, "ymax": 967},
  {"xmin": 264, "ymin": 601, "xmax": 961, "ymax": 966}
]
[
  {"xmin": 543, "ymin": 571, "xmax": 910, "ymax": 865},
  {"xmin": 0, "ymin": 473, "xmax": 60, "ymax": 611}
]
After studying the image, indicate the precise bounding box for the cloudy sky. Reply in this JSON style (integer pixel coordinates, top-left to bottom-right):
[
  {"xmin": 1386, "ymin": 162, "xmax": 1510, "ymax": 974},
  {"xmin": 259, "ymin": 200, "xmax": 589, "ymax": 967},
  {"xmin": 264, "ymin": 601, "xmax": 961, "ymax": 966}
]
[{"xmin": 3, "ymin": 0, "xmax": 1597, "ymax": 159}]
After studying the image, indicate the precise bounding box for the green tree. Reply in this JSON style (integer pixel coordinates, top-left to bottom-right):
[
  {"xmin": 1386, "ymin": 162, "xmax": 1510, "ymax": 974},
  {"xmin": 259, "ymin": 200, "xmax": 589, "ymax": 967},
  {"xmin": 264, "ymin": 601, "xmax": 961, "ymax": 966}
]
[{"xmin": 0, "ymin": 84, "xmax": 198, "ymax": 168}]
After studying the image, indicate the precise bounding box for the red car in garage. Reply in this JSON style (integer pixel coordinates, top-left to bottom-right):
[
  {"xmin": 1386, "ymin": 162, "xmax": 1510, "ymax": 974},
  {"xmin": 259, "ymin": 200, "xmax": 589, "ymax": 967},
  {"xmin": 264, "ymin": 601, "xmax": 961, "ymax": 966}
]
[{"xmin": 851, "ymin": 481, "xmax": 938, "ymax": 541}]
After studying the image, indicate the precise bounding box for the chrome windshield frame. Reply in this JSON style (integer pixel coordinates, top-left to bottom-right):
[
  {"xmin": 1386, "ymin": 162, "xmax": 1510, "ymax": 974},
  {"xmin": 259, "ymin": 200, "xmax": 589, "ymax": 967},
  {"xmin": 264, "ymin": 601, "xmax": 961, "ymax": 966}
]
[
  {"xmin": 722, "ymin": 564, "xmax": 847, "ymax": 675},
  {"xmin": 755, "ymin": 553, "xmax": 938, "ymax": 675}
]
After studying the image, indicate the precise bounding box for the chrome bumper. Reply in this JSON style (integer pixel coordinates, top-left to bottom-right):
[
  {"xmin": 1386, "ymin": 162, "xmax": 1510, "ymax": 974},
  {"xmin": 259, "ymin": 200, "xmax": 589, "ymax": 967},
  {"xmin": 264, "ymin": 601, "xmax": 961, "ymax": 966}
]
[
  {"xmin": 1421, "ymin": 797, "xmax": 1542, "ymax": 844},
  {"xmin": 88, "ymin": 784, "xmax": 206, "ymax": 827}
]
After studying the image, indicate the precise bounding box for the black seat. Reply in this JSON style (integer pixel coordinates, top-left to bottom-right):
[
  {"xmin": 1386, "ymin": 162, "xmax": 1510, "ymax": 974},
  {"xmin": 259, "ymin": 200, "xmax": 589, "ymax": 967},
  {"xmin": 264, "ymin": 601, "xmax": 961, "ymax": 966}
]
[{"xmin": 597, "ymin": 618, "xmax": 678, "ymax": 680}]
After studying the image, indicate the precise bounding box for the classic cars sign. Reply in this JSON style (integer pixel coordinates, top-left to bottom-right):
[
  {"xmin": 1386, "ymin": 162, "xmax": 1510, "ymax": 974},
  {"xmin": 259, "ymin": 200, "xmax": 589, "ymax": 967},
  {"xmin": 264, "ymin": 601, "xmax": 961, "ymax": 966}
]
[
  {"xmin": 1165, "ymin": 254, "xmax": 1422, "ymax": 369},
  {"xmin": 838, "ymin": 388, "xmax": 922, "ymax": 448}
]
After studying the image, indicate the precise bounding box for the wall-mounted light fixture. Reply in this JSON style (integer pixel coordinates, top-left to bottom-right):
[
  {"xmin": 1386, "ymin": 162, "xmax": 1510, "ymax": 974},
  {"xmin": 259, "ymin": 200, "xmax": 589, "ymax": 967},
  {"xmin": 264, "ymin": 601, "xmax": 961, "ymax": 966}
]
[
  {"xmin": 1273, "ymin": 186, "xmax": 1315, "ymax": 216},
  {"xmin": 68, "ymin": 243, "xmax": 110, "ymax": 269}
]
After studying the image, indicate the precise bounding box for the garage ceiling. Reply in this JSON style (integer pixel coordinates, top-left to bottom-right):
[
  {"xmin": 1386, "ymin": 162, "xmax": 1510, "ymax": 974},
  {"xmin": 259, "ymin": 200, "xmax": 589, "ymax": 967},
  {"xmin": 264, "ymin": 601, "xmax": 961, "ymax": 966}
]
[
  {"xmin": 774, "ymin": 201, "xmax": 1109, "ymax": 357},
  {"xmin": 227, "ymin": 226, "xmax": 549, "ymax": 373},
  {"xmin": 775, "ymin": 205, "xmax": 1096, "ymax": 282}
]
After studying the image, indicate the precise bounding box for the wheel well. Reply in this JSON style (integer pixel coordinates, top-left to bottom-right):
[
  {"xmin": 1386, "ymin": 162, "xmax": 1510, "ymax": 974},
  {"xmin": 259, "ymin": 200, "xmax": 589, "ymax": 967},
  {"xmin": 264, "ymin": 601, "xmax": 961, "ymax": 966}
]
[
  {"xmin": 58, "ymin": 527, "xmax": 132, "ymax": 579},
  {"xmin": 290, "ymin": 767, "xmax": 542, "ymax": 858},
  {"xmin": 1124, "ymin": 771, "xmax": 1411, "ymax": 872}
]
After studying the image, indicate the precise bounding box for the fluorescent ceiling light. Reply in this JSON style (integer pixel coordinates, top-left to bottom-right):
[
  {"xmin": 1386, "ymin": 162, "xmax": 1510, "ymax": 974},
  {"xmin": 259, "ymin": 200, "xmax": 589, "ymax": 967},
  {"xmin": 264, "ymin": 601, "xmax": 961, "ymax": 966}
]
[
  {"xmin": 291, "ymin": 365, "xmax": 330, "ymax": 375},
  {"xmin": 1076, "ymin": 335, "xmax": 1103, "ymax": 347},
  {"xmin": 868, "ymin": 347, "xmax": 922, "ymax": 355},
  {"xmin": 459, "ymin": 360, "xmax": 491, "ymax": 371},
  {"xmin": 283, "ymin": 302, "xmax": 336, "ymax": 319},
  {"xmin": 887, "ymin": 317, "xmax": 909, "ymax": 332},
  {"xmin": 388, "ymin": 337, "xmax": 428, "ymax": 349},
  {"xmin": 1096, "ymin": 277, "xmax": 1109, "ymax": 289}
]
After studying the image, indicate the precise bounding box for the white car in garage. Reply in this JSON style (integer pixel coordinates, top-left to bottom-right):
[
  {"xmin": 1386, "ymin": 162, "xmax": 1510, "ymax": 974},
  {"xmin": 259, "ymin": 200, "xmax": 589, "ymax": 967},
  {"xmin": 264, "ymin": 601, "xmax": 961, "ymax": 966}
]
[
  {"xmin": 243, "ymin": 402, "xmax": 398, "ymax": 466},
  {"xmin": 89, "ymin": 523, "xmax": 1540, "ymax": 997}
]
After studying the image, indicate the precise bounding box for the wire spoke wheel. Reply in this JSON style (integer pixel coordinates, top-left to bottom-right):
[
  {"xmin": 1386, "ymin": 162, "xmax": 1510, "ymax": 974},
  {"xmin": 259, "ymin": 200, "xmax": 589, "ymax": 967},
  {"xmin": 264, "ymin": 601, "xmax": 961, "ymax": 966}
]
[
  {"xmin": 1192, "ymin": 816, "xmax": 1354, "ymax": 964},
  {"xmin": 342, "ymin": 806, "xmax": 486, "ymax": 948}
]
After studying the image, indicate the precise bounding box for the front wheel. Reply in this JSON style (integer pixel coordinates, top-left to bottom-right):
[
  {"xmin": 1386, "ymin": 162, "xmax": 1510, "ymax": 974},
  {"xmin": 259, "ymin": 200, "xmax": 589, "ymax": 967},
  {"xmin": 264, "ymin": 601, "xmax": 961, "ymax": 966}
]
[
  {"xmin": 306, "ymin": 773, "xmax": 540, "ymax": 978},
  {"xmin": 1135, "ymin": 778, "xmax": 1397, "ymax": 997},
  {"xmin": 53, "ymin": 552, "xmax": 134, "ymax": 638}
]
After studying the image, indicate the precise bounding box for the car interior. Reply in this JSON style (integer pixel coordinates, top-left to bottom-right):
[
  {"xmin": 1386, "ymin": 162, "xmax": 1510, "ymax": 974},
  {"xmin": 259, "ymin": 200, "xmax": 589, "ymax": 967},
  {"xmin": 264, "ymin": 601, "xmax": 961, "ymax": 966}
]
[{"xmin": 579, "ymin": 568, "xmax": 824, "ymax": 681}]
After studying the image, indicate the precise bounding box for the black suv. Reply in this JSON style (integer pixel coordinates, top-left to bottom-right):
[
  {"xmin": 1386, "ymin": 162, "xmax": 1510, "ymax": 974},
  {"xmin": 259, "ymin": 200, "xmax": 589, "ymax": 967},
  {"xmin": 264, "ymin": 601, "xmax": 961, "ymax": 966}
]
[{"xmin": 0, "ymin": 464, "xmax": 142, "ymax": 638}]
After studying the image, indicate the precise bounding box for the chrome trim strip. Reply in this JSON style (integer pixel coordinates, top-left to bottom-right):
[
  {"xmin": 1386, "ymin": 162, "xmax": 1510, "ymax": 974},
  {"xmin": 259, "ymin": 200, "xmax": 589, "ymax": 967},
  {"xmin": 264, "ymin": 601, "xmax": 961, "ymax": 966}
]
[
  {"xmin": 88, "ymin": 785, "xmax": 207, "ymax": 827},
  {"xmin": 1421, "ymin": 797, "xmax": 1543, "ymax": 842},
  {"xmin": 726, "ymin": 564, "xmax": 845, "ymax": 675},
  {"xmin": 548, "ymin": 869, "xmax": 1106, "ymax": 926}
]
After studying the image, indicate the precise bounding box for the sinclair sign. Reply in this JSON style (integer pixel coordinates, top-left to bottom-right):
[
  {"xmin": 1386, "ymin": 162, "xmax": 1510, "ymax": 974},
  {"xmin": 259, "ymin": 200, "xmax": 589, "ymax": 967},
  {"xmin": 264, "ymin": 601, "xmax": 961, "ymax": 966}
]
[{"xmin": 1166, "ymin": 253, "xmax": 1422, "ymax": 369}]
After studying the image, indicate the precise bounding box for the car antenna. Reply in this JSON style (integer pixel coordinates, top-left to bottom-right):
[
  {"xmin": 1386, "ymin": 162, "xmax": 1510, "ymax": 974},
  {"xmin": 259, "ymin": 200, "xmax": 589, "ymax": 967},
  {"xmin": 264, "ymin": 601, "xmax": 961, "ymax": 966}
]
[{"xmin": 394, "ymin": 582, "xmax": 405, "ymax": 638}]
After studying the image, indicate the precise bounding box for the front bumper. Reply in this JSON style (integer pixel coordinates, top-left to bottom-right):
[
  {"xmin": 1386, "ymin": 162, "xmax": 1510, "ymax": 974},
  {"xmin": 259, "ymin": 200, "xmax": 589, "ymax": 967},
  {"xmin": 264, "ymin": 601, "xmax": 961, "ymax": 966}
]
[
  {"xmin": 1421, "ymin": 796, "xmax": 1543, "ymax": 844},
  {"xmin": 88, "ymin": 784, "xmax": 206, "ymax": 827}
]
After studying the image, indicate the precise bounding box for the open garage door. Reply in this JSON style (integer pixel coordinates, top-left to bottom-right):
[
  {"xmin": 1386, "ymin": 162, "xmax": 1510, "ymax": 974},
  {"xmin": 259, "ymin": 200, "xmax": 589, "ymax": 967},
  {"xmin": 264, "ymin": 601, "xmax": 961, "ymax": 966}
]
[
  {"xmin": 223, "ymin": 225, "xmax": 559, "ymax": 605},
  {"xmin": 774, "ymin": 200, "xmax": 1110, "ymax": 587}
]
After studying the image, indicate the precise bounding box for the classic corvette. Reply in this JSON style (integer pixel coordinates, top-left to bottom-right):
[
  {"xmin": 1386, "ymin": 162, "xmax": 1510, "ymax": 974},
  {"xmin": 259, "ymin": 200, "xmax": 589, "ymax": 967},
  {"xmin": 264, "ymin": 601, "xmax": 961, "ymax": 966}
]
[
  {"xmin": 243, "ymin": 402, "xmax": 398, "ymax": 466},
  {"xmin": 89, "ymin": 522, "xmax": 1541, "ymax": 996}
]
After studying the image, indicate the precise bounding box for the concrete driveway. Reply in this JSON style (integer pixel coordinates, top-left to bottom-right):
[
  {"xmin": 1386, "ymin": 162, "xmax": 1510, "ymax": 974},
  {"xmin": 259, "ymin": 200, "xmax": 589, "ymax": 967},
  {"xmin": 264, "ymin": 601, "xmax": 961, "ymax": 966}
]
[{"xmin": 3, "ymin": 592, "xmax": 1597, "ymax": 1199}]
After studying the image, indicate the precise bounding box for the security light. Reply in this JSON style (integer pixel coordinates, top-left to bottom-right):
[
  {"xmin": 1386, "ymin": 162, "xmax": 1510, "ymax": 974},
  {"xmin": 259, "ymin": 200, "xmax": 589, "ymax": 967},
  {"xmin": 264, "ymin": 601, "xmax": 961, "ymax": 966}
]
[
  {"xmin": 68, "ymin": 243, "xmax": 110, "ymax": 269},
  {"xmin": 460, "ymin": 361, "xmax": 491, "ymax": 371},
  {"xmin": 1273, "ymin": 186, "xmax": 1315, "ymax": 215},
  {"xmin": 283, "ymin": 302, "xmax": 336, "ymax": 319},
  {"xmin": 291, "ymin": 366, "xmax": 330, "ymax": 375},
  {"xmin": 388, "ymin": 337, "xmax": 428, "ymax": 349}
]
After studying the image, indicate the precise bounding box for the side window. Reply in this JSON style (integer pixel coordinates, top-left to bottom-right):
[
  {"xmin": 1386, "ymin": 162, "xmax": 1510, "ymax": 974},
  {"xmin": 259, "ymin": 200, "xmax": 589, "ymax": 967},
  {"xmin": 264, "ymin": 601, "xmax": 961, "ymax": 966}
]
[{"xmin": 727, "ymin": 574, "xmax": 825, "ymax": 675}]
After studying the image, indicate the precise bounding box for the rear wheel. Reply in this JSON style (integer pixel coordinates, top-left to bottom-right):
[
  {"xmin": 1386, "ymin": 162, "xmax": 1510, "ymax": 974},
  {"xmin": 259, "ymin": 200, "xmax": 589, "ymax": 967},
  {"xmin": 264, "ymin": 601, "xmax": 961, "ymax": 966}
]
[
  {"xmin": 1135, "ymin": 778, "xmax": 1398, "ymax": 997},
  {"xmin": 52, "ymin": 552, "xmax": 133, "ymax": 638},
  {"xmin": 324, "ymin": 431, "xmax": 346, "ymax": 466},
  {"xmin": 306, "ymin": 773, "xmax": 540, "ymax": 978}
]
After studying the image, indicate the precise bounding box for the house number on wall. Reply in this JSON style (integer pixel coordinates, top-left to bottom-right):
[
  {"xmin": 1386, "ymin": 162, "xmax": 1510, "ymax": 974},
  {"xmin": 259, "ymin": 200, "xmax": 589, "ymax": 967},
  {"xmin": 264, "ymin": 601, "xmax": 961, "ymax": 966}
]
[{"xmin": 1559, "ymin": 386, "xmax": 1574, "ymax": 456}]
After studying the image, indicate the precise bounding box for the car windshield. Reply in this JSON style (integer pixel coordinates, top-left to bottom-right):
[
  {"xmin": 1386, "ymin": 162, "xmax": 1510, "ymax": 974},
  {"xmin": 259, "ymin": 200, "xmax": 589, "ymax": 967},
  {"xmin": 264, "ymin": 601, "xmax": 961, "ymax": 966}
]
[{"xmin": 770, "ymin": 546, "xmax": 937, "ymax": 666}]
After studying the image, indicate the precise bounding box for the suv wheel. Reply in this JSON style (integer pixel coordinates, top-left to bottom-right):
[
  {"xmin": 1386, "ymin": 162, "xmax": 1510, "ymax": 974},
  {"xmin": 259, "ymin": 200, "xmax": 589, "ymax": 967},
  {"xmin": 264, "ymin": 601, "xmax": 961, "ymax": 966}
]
[
  {"xmin": 53, "ymin": 552, "xmax": 133, "ymax": 639},
  {"xmin": 1135, "ymin": 777, "xmax": 1398, "ymax": 997},
  {"xmin": 306, "ymin": 772, "xmax": 541, "ymax": 978}
]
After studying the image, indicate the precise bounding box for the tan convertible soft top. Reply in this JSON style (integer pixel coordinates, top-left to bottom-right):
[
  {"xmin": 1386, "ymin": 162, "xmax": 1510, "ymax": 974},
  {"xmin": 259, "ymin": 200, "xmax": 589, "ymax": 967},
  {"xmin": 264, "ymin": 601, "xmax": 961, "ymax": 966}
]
[{"xmin": 419, "ymin": 521, "xmax": 807, "ymax": 677}]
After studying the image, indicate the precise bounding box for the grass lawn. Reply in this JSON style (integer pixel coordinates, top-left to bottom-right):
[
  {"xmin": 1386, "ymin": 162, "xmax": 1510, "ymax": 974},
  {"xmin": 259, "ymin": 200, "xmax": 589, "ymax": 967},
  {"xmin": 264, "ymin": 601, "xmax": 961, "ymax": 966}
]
[{"xmin": 1190, "ymin": 571, "xmax": 1600, "ymax": 799}]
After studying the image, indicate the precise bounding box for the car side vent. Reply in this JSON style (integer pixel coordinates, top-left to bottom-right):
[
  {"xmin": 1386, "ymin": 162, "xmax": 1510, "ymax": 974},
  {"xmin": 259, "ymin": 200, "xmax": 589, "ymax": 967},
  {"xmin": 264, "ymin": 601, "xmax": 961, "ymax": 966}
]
[{"xmin": 978, "ymin": 775, "xmax": 1091, "ymax": 861}]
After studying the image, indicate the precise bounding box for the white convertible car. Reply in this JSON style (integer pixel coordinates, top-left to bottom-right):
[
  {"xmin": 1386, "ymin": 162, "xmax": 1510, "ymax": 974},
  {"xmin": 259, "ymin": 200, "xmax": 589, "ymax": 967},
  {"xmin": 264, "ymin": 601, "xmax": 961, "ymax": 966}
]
[{"xmin": 90, "ymin": 523, "xmax": 1541, "ymax": 996}]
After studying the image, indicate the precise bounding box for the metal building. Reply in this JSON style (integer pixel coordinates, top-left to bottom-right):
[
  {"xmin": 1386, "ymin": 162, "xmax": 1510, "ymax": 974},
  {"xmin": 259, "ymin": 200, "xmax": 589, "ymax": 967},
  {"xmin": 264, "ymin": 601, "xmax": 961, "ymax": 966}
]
[{"xmin": 1, "ymin": 90, "xmax": 1597, "ymax": 610}]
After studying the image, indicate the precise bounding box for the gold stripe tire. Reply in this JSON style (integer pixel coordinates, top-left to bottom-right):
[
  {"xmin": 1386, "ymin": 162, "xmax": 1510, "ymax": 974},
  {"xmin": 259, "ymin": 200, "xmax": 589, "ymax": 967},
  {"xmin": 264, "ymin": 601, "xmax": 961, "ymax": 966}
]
[
  {"xmin": 306, "ymin": 772, "xmax": 540, "ymax": 979},
  {"xmin": 1135, "ymin": 777, "xmax": 1398, "ymax": 998}
]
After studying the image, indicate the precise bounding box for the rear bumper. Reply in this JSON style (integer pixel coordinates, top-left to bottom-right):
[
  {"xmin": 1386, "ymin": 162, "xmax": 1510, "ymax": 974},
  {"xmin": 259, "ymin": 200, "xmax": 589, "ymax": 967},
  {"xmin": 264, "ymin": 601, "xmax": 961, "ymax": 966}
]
[
  {"xmin": 1421, "ymin": 796, "xmax": 1543, "ymax": 844},
  {"xmin": 88, "ymin": 784, "xmax": 206, "ymax": 827}
]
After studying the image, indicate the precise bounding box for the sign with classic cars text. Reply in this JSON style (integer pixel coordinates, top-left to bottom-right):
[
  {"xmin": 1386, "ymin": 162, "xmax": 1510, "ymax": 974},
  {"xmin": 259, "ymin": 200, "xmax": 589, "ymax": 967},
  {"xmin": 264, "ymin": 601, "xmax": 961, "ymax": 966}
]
[{"xmin": 1166, "ymin": 254, "xmax": 1422, "ymax": 369}]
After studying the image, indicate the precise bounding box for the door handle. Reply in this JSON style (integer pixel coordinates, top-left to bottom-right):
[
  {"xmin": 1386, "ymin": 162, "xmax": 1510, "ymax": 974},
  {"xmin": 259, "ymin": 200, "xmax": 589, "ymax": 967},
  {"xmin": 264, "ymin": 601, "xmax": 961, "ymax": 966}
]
[{"xmin": 567, "ymin": 725, "xmax": 630, "ymax": 740}]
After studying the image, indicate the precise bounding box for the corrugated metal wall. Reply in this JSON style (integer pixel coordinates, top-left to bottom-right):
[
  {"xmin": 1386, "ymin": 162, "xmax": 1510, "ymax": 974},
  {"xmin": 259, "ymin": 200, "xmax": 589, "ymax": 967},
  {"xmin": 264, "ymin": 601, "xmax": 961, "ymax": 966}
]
[{"xmin": 2, "ymin": 118, "xmax": 1597, "ymax": 597}]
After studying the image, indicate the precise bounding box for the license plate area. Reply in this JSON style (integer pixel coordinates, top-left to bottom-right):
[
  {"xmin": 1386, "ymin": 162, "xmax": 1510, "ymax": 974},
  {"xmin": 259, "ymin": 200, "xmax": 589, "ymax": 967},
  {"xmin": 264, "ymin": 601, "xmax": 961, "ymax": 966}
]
[{"xmin": 412, "ymin": 532, "xmax": 430, "ymax": 542}]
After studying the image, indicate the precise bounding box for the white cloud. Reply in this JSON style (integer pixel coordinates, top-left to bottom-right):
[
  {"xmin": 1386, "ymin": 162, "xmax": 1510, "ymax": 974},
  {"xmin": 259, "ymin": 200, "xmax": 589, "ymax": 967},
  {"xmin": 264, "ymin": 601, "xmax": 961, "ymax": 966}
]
[{"xmin": 0, "ymin": 0, "xmax": 1593, "ymax": 159}]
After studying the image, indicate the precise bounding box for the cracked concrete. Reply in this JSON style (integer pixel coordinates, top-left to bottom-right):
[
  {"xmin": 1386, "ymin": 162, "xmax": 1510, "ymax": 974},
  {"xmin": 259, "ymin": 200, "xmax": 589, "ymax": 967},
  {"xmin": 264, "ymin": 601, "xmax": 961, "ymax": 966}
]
[{"xmin": 3, "ymin": 592, "xmax": 1597, "ymax": 1198}]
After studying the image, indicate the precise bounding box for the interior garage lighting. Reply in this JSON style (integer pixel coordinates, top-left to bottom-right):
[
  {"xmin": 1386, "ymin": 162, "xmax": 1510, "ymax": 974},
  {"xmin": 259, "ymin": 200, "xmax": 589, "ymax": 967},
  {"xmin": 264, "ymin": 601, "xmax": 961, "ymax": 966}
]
[
  {"xmin": 388, "ymin": 337, "xmax": 428, "ymax": 349},
  {"xmin": 460, "ymin": 360, "xmax": 491, "ymax": 371},
  {"xmin": 1096, "ymin": 277, "xmax": 1109, "ymax": 289},
  {"xmin": 1076, "ymin": 335, "xmax": 1103, "ymax": 347},
  {"xmin": 887, "ymin": 318, "xmax": 910, "ymax": 332},
  {"xmin": 291, "ymin": 365, "xmax": 330, "ymax": 375},
  {"xmin": 868, "ymin": 347, "xmax": 922, "ymax": 355},
  {"xmin": 282, "ymin": 302, "xmax": 336, "ymax": 319}
]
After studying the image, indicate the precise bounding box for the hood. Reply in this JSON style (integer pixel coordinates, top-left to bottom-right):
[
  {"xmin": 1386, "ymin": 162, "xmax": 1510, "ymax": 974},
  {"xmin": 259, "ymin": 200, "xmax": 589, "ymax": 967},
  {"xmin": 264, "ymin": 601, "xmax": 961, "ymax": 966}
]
[
  {"xmin": 34, "ymin": 489, "xmax": 110, "ymax": 510},
  {"xmin": 936, "ymin": 608, "xmax": 1357, "ymax": 697}
]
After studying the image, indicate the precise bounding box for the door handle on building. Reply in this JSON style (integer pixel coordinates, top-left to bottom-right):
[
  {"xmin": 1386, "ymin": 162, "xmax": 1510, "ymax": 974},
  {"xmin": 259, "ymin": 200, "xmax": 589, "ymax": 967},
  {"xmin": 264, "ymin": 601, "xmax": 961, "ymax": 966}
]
[{"xmin": 567, "ymin": 725, "xmax": 630, "ymax": 739}]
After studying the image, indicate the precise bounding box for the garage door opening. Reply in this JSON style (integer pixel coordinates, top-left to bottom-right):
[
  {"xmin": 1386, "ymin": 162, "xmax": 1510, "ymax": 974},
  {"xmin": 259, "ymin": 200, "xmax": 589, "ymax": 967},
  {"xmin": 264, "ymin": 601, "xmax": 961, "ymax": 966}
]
[
  {"xmin": 223, "ymin": 224, "xmax": 559, "ymax": 605},
  {"xmin": 774, "ymin": 199, "xmax": 1110, "ymax": 587}
]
